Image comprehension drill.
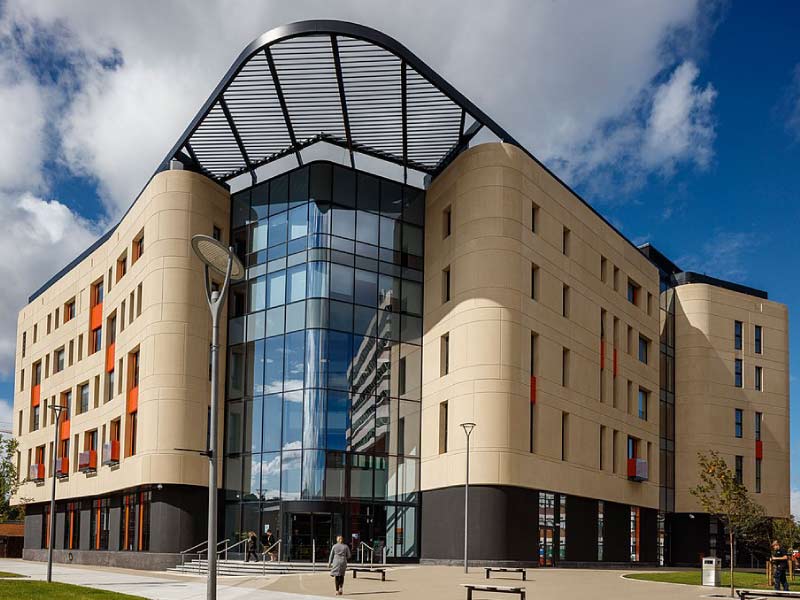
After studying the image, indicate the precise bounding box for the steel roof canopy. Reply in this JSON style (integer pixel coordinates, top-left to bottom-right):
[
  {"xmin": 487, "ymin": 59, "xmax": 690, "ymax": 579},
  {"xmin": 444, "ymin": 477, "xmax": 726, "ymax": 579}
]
[{"xmin": 158, "ymin": 19, "xmax": 523, "ymax": 184}]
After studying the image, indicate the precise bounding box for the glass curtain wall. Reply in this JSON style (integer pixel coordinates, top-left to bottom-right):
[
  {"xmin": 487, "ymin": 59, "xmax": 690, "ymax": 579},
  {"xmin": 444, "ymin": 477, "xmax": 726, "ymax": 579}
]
[{"xmin": 224, "ymin": 162, "xmax": 424, "ymax": 560}]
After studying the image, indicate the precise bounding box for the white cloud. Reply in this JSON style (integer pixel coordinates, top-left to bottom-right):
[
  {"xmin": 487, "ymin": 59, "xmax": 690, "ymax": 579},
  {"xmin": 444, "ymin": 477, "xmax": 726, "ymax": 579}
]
[
  {"xmin": 0, "ymin": 193, "xmax": 99, "ymax": 376},
  {"xmin": 643, "ymin": 61, "xmax": 717, "ymax": 172},
  {"xmin": 0, "ymin": 398, "xmax": 12, "ymax": 434},
  {"xmin": 675, "ymin": 230, "xmax": 759, "ymax": 282}
]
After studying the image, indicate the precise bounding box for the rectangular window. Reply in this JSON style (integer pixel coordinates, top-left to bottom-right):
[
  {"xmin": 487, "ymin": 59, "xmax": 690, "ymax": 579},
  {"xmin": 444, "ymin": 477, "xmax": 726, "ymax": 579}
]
[
  {"xmin": 442, "ymin": 206, "xmax": 451, "ymax": 239},
  {"xmin": 630, "ymin": 506, "xmax": 640, "ymax": 562},
  {"xmin": 755, "ymin": 412, "xmax": 762, "ymax": 441},
  {"xmin": 127, "ymin": 411, "xmax": 138, "ymax": 457},
  {"xmin": 599, "ymin": 425, "xmax": 606, "ymax": 470},
  {"xmin": 562, "ymin": 284, "xmax": 570, "ymax": 317},
  {"xmin": 54, "ymin": 308, "xmax": 60, "ymax": 329},
  {"xmin": 735, "ymin": 455, "xmax": 743, "ymax": 485},
  {"xmin": 612, "ymin": 430, "xmax": 618, "ymax": 473},
  {"xmin": 734, "ymin": 358, "xmax": 743, "ymax": 387},
  {"xmin": 90, "ymin": 327, "xmax": 102, "ymax": 354},
  {"xmin": 92, "ymin": 280, "xmax": 104, "ymax": 306},
  {"xmin": 562, "ymin": 227, "xmax": 570, "ymax": 255},
  {"xmin": 64, "ymin": 299, "xmax": 75, "ymax": 323},
  {"xmin": 54, "ymin": 347, "xmax": 65, "ymax": 373},
  {"xmin": 33, "ymin": 323, "xmax": 37, "ymax": 343},
  {"xmin": 600, "ymin": 256, "xmax": 607, "ymax": 282},
  {"xmin": 755, "ymin": 366, "xmax": 763, "ymax": 391},
  {"xmin": 561, "ymin": 347, "xmax": 569, "ymax": 387},
  {"xmin": 638, "ymin": 336, "xmax": 649, "ymax": 364},
  {"xmin": 439, "ymin": 401, "xmax": 448, "ymax": 454},
  {"xmin": 440, "ymin": 333, "xmax": 450, "ymax": 376},
  {"xmin": 107, "ymin": 370, "xmax": 115, "ymax": 402},
  {"xmin": 79, "ymin": 383, "xmax": 89, "ymax": 414},
  {"xmin": 755, "ymin": 458, "xmax": 762, "ymax": 493},
  {"xmin": 530, "ymin": 332, "xmax": 537, "ymax": 453},
  {"xmin": 442, "ymin": 267, "xmax": 451, "ymax": 303},
  {"xmin": 734, "ymin": 320, "xmax": 743, "ymax": 350},
  {"xmin": 561, "ymin": 412, "xmax": 568, "ymax": 461},
  {"xmin": 116, "ymin": 253, "xmax": 127, "ymax": 282},
  {"xmin": 627, "ymin": 436, "xmax": 638, "ymax": 460},
  {"xmin": 531, "ymin": 202, "xmax": 538, "ymax": 233},
  {"xmin": 132, "ymin": 230, "xmax": 144, "ymax": 264},
  {"xmin": 136, "ymin": 283, "xmax": 143, "ymax": 316},
  {"xmin": 627, "ymin": 279, "xmax": 639, "ymax": 305},
  {"xmin": 68, "ymin": 340, "xmax": 74, "ymax": 366},
  {"xmin": 531, "ymin": 264, "xmax": 538, "ymax": 300},
  {"xmin": 120, "ymin": 300, "xmax": 126, "ymax": 331},
  {"xmin": 212, "ymin": 225, "xmax": 222, "ymax": 241},
  {"xmin": 638, "ymin": 388, "xmax": 648, "ymax": 421},
  {"xmin": 646, "ymin": 293, "xmax": 653, "ymax": 316},
  {"xmin": 754, "ymin": 325, "xmax": 763, "ymax": 354},
  {"xmin": 735, "ymin": 408, "xmax": 743, "ymax": 438},
  {"xmin": 47, "ymin": 314, "xmax": 52, "ymax": 334},
  {"xmin": 78, "ymin": 334, "xmax": 83, "ymax": 361}
]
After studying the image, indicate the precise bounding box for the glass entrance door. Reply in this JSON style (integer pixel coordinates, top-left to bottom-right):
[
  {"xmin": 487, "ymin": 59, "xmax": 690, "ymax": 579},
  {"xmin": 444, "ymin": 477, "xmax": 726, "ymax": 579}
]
[
  {"xmin": 284, "ymin": 512, "xmax": 338, "ymax": 562},
  {"xmin": 539, "ymin": 526, "xmax": 555, "ymax": 567}
]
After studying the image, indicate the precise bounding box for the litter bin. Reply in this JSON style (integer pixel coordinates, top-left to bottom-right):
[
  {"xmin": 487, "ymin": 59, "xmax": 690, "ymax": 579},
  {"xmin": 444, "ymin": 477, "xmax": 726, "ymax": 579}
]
[{"xmin": 702, "ymin": 557, "xmax": 721, "ymax": 586}]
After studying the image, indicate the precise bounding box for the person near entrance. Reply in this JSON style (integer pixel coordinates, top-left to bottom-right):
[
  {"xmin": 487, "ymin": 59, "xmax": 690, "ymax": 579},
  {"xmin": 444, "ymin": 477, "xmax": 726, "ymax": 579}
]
[
  {"xmin": 328, "ymin": 535, "xmax": 351, "ymax": 595},
  {"xmin": 245, "ymin": 531, "xmax": 260, "ymax": 563},
  {"xmin": 264, "ymin": 529, "xmax": 277, "ymax": 561},
  {"xmin": 772, "ymin": 540, "xmax": 790, "ymax": 591}
]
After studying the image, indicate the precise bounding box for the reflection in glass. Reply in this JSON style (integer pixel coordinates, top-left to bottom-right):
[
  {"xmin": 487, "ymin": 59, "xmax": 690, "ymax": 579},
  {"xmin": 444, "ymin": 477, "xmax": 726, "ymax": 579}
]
[
  {"xmin": 264, "ymin": 336, "xmax": 284, "ymax": 394},
  {"xmin": 302, "ymin": 450, "xmax": 325, "ymax": 499},
  {"xmin": 262, "ymin": 394, "xmax": 282, "ymax": 452},
  {"xmin": 303, "ymin": 389, "xmax": 325, "ymax": 449},
  {"xmin": 281, "ymin": 451, "xmax": 301, "ymax": 499},
  {"xmin": 282, "ymin": 391, "xmax": 303, "ymax": 450}
]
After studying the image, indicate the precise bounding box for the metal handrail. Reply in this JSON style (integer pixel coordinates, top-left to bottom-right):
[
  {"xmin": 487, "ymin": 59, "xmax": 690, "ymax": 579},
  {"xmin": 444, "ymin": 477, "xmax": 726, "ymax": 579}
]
[
  {"xmin": 359, "ymin": 541, "xmax": 374, "ymax": 566},
  {"xmin": 180, "ymin": 540, "xmax": 211, "ymax": 572},
  {"xmin": 181, "ymin": 540, "xmax": 208, "ymax": 555},
  {"xmin": 222, "ymin": 537, "xmax": 248, "ymax": 560},
  {"xmin": 262, "ymin": 539, "xmax": 282, "ymax": 575}
]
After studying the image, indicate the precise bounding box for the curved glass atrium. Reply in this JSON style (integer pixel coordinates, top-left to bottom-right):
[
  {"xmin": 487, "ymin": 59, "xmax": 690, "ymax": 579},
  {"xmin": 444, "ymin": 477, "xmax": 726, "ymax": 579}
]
[{"xmin": 224, "ymin": 161, "xmax": 423, "ymax": 561}]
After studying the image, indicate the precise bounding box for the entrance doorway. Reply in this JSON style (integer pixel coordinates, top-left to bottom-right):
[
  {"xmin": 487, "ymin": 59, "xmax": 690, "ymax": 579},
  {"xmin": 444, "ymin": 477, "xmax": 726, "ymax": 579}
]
[
  {"xmin": 284, "ymin": 512, "xmax": 342, "ymax": 562},
  {"xmin": 539, "ymin": 526, "xmax": 555, "ymax": 566}
]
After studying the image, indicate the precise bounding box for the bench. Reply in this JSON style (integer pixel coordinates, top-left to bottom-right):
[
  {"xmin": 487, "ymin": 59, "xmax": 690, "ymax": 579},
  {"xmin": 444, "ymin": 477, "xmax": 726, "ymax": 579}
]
[
  {"xmin": 737, "ymin": 591, "xmax": 800, "ymax": 599},
  {"xmin": 485, "ymin": 567, "xmax": 527, "ymax": 581},
  {"xmin": 351, "ymin": 567, "xmax": 386, "ymax": 581},
  {"xmin": 462, "ymin": 583, "xmax": 526, "ymax": 600}
]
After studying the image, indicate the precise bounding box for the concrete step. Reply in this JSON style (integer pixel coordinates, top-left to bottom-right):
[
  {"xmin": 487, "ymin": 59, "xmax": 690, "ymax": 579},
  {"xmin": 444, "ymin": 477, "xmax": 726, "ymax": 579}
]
[{"xmin": 168, "ymin": 559, "xmax": 387, "ymax": 577}]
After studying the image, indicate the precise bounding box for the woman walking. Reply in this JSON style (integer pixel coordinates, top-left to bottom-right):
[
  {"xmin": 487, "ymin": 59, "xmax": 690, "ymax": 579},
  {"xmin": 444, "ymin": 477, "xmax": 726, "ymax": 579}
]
[
  {"xmin": 245, "ymin": 531, "xmax": 259, "ymax": 563},
  {"xmin": 328, "ymin": 535, "xmax": 351, "ymax": 595}
]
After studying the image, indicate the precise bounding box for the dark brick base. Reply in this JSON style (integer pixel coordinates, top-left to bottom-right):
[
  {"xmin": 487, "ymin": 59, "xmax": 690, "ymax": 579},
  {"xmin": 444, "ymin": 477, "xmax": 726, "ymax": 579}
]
[{"xmin": 23, "ymin": 548, "xmax": 181, "ymax": 571}]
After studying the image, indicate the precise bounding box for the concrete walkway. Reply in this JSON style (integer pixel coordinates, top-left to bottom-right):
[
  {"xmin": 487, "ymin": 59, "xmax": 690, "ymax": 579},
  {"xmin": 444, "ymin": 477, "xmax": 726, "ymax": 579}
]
[
  {"xmin": 0, "ymin": 558, "xmax": 329, "ymax": 600},
  {"xmin": 0, "ymin": 559, "xmax": 727, "ymax": 599}
]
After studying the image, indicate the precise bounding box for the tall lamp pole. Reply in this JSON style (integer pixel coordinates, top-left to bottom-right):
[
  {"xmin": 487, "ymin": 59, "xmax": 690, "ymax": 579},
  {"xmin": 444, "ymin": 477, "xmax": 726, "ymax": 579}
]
[
  {"xmin": 47, "ymin": 404, "xmax": 66, "ymax": 583},
  {"xmin": 191, "ymin": 235, "xmax": 244, "ymax": 600},
  {"xmin": 460, "ymin": 422, "xmax": 475, "ymax": 574}
]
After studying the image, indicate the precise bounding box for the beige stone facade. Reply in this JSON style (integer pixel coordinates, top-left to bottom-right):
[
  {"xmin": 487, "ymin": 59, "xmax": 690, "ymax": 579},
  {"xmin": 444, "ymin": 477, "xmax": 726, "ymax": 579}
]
[
  {"xmin": 674, "ymin": 283, "xmax": 790, "ymax": 516},
  {"xmin": 13, "ymin": 169, "xmax": 231, "ymax": 506},
  {"xmin": 420, "ymin": 143, "xmax": 662, "ymax": 509}
]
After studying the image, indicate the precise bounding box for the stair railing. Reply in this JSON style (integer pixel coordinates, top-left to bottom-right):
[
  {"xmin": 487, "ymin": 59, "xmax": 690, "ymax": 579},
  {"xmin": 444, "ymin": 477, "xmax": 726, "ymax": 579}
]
[
  {"xmin": 359, "ymin": 541, "xmax": 374, "ymax": 566},
  {"xmin": 221, "ymin": 537, "xmax": 248, "ymax": 561},
  {"xmin": 179, "ymin": 540, "xmax": 207, "ymax": 573},
  {"xmin": 261, "ymin": 538, "xmax": 282, "ymax": 576}
]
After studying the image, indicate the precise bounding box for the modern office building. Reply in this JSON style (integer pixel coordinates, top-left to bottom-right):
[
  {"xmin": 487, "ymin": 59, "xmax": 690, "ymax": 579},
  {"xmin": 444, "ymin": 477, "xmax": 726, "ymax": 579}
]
[{"xmin": 13, "ymin": 21, "xmax": 789, "ymax": 570}]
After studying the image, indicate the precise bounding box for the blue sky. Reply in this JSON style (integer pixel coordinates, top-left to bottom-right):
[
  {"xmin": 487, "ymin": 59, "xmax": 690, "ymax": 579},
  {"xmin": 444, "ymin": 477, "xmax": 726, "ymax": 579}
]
[{"xmin": 0, "ymin": 2, "xmax": 798, "ymax": 505}]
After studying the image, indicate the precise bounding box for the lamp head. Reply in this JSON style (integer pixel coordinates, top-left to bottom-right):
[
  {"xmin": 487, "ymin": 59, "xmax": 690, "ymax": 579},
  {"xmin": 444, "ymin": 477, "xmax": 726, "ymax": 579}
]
[
  {"xmin": 460, "ymin": 422, "xmax": 476, "ymax": 436},
  {"xmin": 191, "ymin": 234, "xmax": 245, "ymax": 282}
]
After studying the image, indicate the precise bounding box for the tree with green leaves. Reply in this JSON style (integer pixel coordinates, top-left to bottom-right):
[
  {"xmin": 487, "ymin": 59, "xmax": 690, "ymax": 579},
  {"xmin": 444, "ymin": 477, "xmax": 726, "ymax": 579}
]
[
  {"xmin": 0, "ymin": 436, "xmax": 25, "ymax": 522},
  {"xmin": 772, "ymin": 516, "xmax": 800, "ymax": 551},
  {"xmin": 690, "ymin": 450, "xmax": 767, "ymax": 598}
]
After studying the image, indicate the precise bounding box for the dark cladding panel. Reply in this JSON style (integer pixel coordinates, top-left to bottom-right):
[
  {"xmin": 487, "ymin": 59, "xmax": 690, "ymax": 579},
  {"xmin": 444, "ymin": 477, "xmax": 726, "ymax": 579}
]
[
  {"xmin": 565, "ymin": 495, "xmax": 597, "ymax": 562},
  {"xmin": 639, "ymin": 507, "xmax": 658, "ymax": 563},
  {"xmin": 601, "ymin": 501, "xmax": 629, "ymax": 563}
]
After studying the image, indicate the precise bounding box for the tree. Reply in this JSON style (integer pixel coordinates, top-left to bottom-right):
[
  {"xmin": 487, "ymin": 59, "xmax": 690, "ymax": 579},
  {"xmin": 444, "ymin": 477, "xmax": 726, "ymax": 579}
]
[
  {"xmin": 772, "ymin": 516, "xmax": 800, "ymax": 551},
  {"xmin": 691, "ymin": 450, "xmax": 767, "ymax": 598},
  {"xmin": 0, "ymin": 436, "xmax": 25, "ymax": 522}
]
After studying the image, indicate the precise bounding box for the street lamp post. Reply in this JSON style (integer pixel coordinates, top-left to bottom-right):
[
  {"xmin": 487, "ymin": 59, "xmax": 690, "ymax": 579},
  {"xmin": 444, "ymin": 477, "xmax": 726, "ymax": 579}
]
[
  {"xmin": 191, "ymin": 235, "xmax": 244, "ymax": 600},
  {"xmin": 460, "ymin": 422, "xmax": 475, "ymax": 574},
  {"xmin": 47, "ymin": 403, "xmax": 66, "ymax": 583}
]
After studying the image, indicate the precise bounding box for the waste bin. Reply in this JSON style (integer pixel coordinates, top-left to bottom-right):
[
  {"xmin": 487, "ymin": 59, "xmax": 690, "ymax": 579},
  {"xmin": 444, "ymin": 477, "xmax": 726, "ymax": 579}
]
[{"xmin": 702, "ymin": 557, "xmax": 721, "ymax": 586}]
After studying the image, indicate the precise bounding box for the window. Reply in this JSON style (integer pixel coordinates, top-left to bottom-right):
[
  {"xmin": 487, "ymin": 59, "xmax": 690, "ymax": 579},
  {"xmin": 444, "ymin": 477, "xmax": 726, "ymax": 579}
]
[
  {"xmin": 646, "ymin": 293, "xmax": 653, "ymax": 316},
  {"xmin": 47, "ymin": 314, "xmax": 52, "ymax": 334},
  {"xmin": 130, "ymin": 350, "xmax": 140, "ymax": 388},
  {"xmin": 92, "ymin": 280, "xmax": 104, "ymax": 305},
  {"xmin": 754, "ymin": 325, "xmax": 763, "ymax": 354},
  {"xmin": 612, "ymin": 430, "xmax": 618, "ymax": 473},
  {"xmin": 530, "ymin": 333, "xmax": 537, "ymax": 453},
  {"xmin": 79, "ymin": 383, "xmax": 89, "ymax": 414},
  {"xmin": 755, "ymin": 366, "xmax": 763, "ymax": 391},
  {"xmin": 32, "ymin": 405, "xmax": 40, "ymax": 432},
  {"xmin": 627, "ymin": 279, "xmax": 639, "ymax": 305},
  {"xmin": 21, "ymin": 331, "xmax": 26, "ymax": 358},
  {"xmin": 597, "ymin": 501, "xmax": 605, "ymax": 561},
  {"xmin": 735, "ymin": 455, "xmax": 743, "ymax": 485},
  {"xmin": 90, "ymin": 498, "xmax": 110, "ymax": 550},
  {"xmin": 78, "ymin": 335, "xmax": 83, "ymax": 361},
  {"xmin": 599, "ymin": 425, "xmax": 606, "ymax": 470},
  {"xmin": 734, "ymin": 358, "xmax": 743, "ymax": 387},
  {"xmin": 734, "ymin": 320, "xmax": 743, "ymax": 350},
  {"xmin": 439, "ymin": 401, "xmax": 448, "ymax": 454},
  {"xmin": 19, "ymin": 370, "xmax": 24, "ymax": 392},
  {"xmin": 755, "ymin": 458, "xmax": 762, "ymax": 493},
  {"xmin": 64, "ymin": 502, "xmax": 80, "ymax": 550},
  {"xmin": 440, "ymin": 333, "xmax": 450, "ymax": 376},
  {"xmin": 68, "ymin": 340, "xmax": 74, "ymax": 366},
  {"xmin": 627, "ymin": 436, "xmax": 638, "ymax": 460},
  {"xmin": 562, "ymin": 227, "xmax": 570, "ymax": 255},
  {"xmin": 120, "ymin": 300, "xmax": 126, "ymax": 331},
  {"xmin": 136, "ymin": 283, "xmax": 143, "ymax": 316},
  {"xmin": 132, "ymin": 230, "xmax": 144, "ymax": 263},
  {"xmin": 54, "ymin": 347, "xmax": 65, "ymax": 373},
  {"xmin": 638, "ymin": 336, "xmax": 649, "ymax": 364},
  {"xmin": 755, "ymin": 412, "xmax": 762, "ymax": 441},
  {"xmin": 562, "ymin": 285, "xmax": 570, "ymax": 317},
  {"xmin": 531, "ymin": 264, "xmax": 538, "ymax": 300},
  {"xmin": 91, "ymin": 327, "xmax": 102, "ymax": 355},
  {"xmin": 562, "ymin": 347, "xmax": 569, "ymax": 387},
  {"xmin": 108, "ymin": 314, "xmax": 117, "ymax": 346},
  {"xmin": 735, "ymin": 408, "xmax": 743, "ymax": 438},
  {"xmin": 127, "ymin": 411, "xmax": 138, "ymax": 457},
  {"xmin": 212, "ymin": 225, "xmax": 222, "ymax": 241},
  {"xmin": 442, "ymin": 206, "xmax": 451, "ymax": 239},
  {"xmin": 560, "ymin": 412, "xmax": 569, "ymax": 461},
  {"xmin": 116, "ymin": 253, "xmax": 127, "ymax": 282},
  {"xmin": 55, "ymin": 308, "xmax": 60, "ymax": 329},
  {"xmin": 64, "ymin": 299, "xmax": 75, "ymax": 323},
  {"xmin": 442, "ymin": 267, "xmax": 451, "ymax": 303},
  {"xmin": 107, "ymin": 370, "xmax": 115, "ymax": 402},
  {"xmin": 531, "ymin": 202, "xmax": 538, "ymax": 233},
  {"xmin": 630, "ymin": 506, "xmax": 640, "ymax": 562},
  {"xmin": 638, "ymin": 388, "xmax": 648, "ymax": 420}
]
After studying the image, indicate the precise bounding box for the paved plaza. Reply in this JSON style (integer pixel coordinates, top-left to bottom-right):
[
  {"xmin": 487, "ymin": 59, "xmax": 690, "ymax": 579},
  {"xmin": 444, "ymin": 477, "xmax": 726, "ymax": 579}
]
[{"xmin": 0, "ymin": 559, "xmax": 731, "ymax": 600}]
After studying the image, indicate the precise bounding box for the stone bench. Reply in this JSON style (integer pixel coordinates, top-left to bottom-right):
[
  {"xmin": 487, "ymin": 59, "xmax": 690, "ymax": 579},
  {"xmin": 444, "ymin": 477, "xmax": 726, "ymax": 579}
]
[
  {"xmin": 737, "ymin": 590, "xmax": 800, "ymax": 599},
  {"xmin": 351, "ymin": 567, "xmax": 386, "ymax": 581},
  {"xmin": 462, "ymin": 583, "xmax": 526, "ymax": 600},
  {"xmin": 485, "ymin": 567, "xmax": 527, "ymax": 581}
]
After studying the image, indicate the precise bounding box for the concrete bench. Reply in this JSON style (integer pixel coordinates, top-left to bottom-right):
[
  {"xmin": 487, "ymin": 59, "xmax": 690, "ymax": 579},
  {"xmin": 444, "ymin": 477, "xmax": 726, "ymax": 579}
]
[
  {"xmin": 485, "ymin": 567, "xmax": 527, "ymax": 581},
  {"xmin": 351, "ymin": 567, "xmax": 386, "ymax": 581},
  {"xmin": 462, "ymin": 583, "xmax": 526, "ymax": 600},
  {"xmin": 737, "ymin": 590, "xmax": 800, "ymax": 599}
]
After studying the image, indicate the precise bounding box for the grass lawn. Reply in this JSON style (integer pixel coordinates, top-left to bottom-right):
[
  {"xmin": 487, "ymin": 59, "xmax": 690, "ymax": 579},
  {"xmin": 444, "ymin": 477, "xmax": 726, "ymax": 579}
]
[
  {"xmin": 626, "ymin": 570, "xmax": 800, "ymax": 591},
  {"xmin": 0, "ymin": 580, "xmax": 147, "ymax": 600},
  {"xmin": 0, "ymin": 573, "xmax": 23, "ymax": 578}
]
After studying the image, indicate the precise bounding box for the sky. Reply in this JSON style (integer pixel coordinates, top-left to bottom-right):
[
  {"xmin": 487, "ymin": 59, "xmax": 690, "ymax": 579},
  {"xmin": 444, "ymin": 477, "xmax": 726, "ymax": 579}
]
[{"xmin": 0, "ymin": 1, "xmax": 798, "ymax": 506}]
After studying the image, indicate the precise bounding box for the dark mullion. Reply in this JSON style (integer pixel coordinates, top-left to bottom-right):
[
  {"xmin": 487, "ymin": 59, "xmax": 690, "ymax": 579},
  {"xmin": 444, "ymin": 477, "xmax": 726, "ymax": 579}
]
[
  {"xmin": 330, "ymin": 35, "xmax": 355, "ymax": 169},
  {"xmin": 218, "ymin": 97, "xmax": 255, "ymax": 185},
  {"xmin": 265, "ymin": 47, "xmax": 303, "ymax": 167},
  {"xmin": 401, "ymin": 61, "xmax": 408, "ymax": 184}
]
